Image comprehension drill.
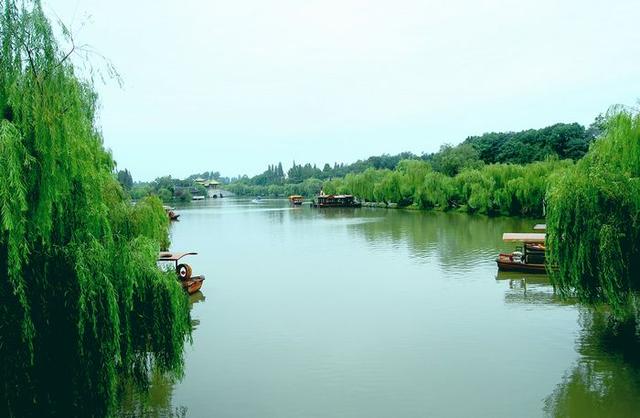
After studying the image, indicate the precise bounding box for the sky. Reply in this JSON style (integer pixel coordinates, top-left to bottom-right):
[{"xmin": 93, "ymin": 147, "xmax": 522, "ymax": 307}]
[{"xmin": 46, "ymin": 0, "xmax": 640, "ymax": 181}]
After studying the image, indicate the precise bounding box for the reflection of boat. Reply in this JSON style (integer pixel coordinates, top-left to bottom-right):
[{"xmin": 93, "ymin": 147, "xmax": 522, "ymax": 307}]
[
  {"xmin": 495, "ymin": 270, "xmax": 551, "ymax": 285},
  {"xmin": 157, "ymin": 252, "xmax": 205, "ymax": 294},
  {"xmin": 189, "ymin": 291, "xmax": 205, "ymax": 304},
  {"xmin": 288, "ymin": 195, "xmax": 304, "ymax": 205},
  {"xmin": 496, "ymin": 233, "xmax": 547, "ymax": 274},
  {"xmin": 163, "ymin": 205, "xmax": 180, "ymax": 221},
  {"xmin": 312, "ymin": 194, "xmax": 361, "ymax": 208}
]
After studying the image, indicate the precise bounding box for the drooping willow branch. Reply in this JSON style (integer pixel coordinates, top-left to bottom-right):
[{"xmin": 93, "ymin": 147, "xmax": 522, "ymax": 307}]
[{"xmin": 0, "ymin": 2, "xmax": 191, "ymax": 417}]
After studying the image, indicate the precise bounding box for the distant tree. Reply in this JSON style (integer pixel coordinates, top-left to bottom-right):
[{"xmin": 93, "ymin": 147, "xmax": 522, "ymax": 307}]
[
  {"xmin": 117, "ymin": 168, "xmax": 133, "ymax": 190},
  {"xmin": 174, "ymin": 188, "xmax": 192, "ymax": 202},
  {"xmin": 463, "ymin": 122, "xmax": 591, "ymax": 164},
  {"xmin": 157, "ymin": 188, "xmax": 173, "ymax": 202},
  {"xmin": 586, "ymin": 113, "xmax": 607, "ymax": 140},
  {"xmin": 429, "ymin": 144, "xmax": 483, "ymax": 176}
]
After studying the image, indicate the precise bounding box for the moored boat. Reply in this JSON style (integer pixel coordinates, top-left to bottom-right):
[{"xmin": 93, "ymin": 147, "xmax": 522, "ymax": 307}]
[
  {"xmin": 312, "ymin": 194, "xmax": 361, "ymax": 208},
  {"xmin": 163, "ymin": 205, "xmax": 180, "ymax": 221},
  {"xmin": 157, "ymin": 251, "xmax": 206, "ymax": 294},
  {"xmin": 288, "ymin": 195, "xmax": 304, "ymax": 205},
  {"xmin": 496, "ymin": 233, "xmax": 547, "ymax": 274}
]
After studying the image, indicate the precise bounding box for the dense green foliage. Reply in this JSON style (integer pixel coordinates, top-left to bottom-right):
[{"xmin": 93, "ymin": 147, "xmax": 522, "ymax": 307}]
[
  {"xmin": 117, "ymin": 168, "xmax": 133, "ymax": 190},
  {"xmin": 323, "ymin": 158, "xmax": 573, "ymax": 217},
  {"xmin": 546, "ymin": 110, "xmax": 640, "ymax": 317},
  {"xmin": 0, "ymin": 2, "xmax": 190, "ymax": 416},
  {"xmin": 227, "ymin": 153, "xmax": 420, "ymax": 197},
  {"xmin": 462, "ymin": 122, "xmax": 593, "ymax": 164},
  {"xmin": 426, "ymin": 143, "xmax": 484, "ymax": 176},
  {"xmin": 131, "ymin": 175, "xmax": 209, "ymax": 202},
  {"xmin": 226, "ymin": 121, "xmax": 593, "ymax": 198}
]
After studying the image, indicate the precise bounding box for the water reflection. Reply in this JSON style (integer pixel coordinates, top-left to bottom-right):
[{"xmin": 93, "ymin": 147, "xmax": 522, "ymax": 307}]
[
  {"xmin": 127, "ymin": 199, "xmax": 640, "ymax": 417},
  {"xmin": 544, "ymin": 311, "xmax": 640, "ymax": 417},
  {"xmin": 495, "ymin": 272, "xmax": 567, "ymax": 306},
  {"xmin": 117, "ymin": 292, "xmax": 205, "ymax": 417},
  {"xmin": 118, "ymin": 370, "xmax": 187, "ymax": 418},
  {"xmin": 344, "ymin": 209, "xmax": 540, "ymax": 269},
  {"xmin": 189, "ymin": 291, "xmax": 206, "ymax": 304}
]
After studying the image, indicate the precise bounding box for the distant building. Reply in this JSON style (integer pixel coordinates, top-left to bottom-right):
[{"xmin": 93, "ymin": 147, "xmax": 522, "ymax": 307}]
[{"xmin": 195, "ymin": 178, "xmax": 222, "ymax": 198}]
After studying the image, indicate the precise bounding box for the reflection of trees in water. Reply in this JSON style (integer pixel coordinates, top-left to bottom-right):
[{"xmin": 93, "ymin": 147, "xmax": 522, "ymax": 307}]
[
  {"xmin": 117, "ymin": 293, "xmax": 206, "ymax": 417},
  {"xmin": 117, "ymin": 370, "xmax": 187, "ymax": 418},
  {"xmin": 544, "ymin": 310, "xmax": 640, "ymax": 417},
  {"xmin": 495, "ymin": 273, "xmax": 640, "ymax": 416},
  {"xmin": 340, "ymin": 209, "xmax": 539, "ymax": 268}
]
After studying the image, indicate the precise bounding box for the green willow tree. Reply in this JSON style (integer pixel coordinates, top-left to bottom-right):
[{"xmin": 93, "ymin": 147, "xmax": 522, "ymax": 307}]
[
  {"xmin": 546, "ymin": 109, "xmax": 640, "ymax": 318},
  {"xmin": 0, "ymin": 2, "xmax": 190, "ymax": 416}
]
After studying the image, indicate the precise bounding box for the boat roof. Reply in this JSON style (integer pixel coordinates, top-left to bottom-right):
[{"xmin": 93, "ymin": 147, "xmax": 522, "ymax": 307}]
[
  {"xmin": 289, "ymin": 195, "xmax": 303, "ymax": 198},
  {"xmin": 320, "ymin": 194, "xmax": 354, "ymax": 198},
  {"xmin": 158, "ymin": 251, "xmax": 197, "ymax": 261},
  {"xmin": 502, "ymin": 233, "xmax": 546, "ymax": 243},
  {"xmin": 533, "ymin": 224, "xmax": 546, "ymax": 231}
]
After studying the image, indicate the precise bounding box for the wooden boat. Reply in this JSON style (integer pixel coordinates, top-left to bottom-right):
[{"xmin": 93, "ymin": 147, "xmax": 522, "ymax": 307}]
[
  {"xmin": 163, "ymin": 205, "xmax": 180, "ymax": 221},
  {"xmin": 496, "ymin": 233, "xmax": 547, "ymax": 274},
  {"xmin": 288, "ymin": 195, "xmax": 304, "ymax": 205},
  {"xmin": 182, "ymin": 275, "xmax": 205, "ymax": 294},
  {"xmin": 157, "ymin": 251, "xmax": 205, "ymax": 294},
  {"xmin": 312, "ymin": 194, "xmax": 361, "ymax": 208}
]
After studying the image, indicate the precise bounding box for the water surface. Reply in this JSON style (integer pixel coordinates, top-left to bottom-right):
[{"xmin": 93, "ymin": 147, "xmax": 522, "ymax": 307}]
[{"xmin": 120, "ymin": 198, "xmax": 640, "ymax": 417}]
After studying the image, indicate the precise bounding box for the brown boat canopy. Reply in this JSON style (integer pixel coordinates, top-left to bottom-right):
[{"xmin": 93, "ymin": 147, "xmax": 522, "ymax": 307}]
[
  {"xmin": 502, "ymin": 233, "xmax": 546, "ymax": 243},
  {"xmin": 533, "ymin": 224, "xmax": 546, "ymax": 231},
  {"xmin": 158, "ymin": 252, "xmax": 198, "ymax": 262}
]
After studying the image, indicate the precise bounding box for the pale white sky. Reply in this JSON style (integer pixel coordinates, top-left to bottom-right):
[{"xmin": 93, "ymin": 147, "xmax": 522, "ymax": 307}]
[{"xmin": 47, "ymin": 0, "xmax": 640, "ymax": 181}]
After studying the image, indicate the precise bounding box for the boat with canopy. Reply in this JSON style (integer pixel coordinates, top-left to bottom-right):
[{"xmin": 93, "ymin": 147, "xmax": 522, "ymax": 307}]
[{"xmin": 496, "ymin": 233, "xmax": 547, "ymax": 274}]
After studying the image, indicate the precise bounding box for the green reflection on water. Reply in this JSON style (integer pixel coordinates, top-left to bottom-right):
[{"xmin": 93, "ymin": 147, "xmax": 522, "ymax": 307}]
[
  {"xmin": 119, "ymin": 199, "xmax": 640, "ymax": 418},
  {"xmin": 544, "ymin": 310, "xmax": 640, "ymax": 418}
]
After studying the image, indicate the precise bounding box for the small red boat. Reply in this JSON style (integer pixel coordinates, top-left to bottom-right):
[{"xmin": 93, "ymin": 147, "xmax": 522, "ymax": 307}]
[
  {"xmin": 496, "ymin": 233, "xmax": 547, "ymax": 274},
  {"xmin": 158, "ymin": 251, "xmax": 205, "ymax": 294}
]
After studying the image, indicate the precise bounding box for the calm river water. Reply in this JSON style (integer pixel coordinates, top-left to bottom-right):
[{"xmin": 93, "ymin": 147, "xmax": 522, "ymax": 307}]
[{"xmin": 120, "ymin": 198, "xmax": 640, "ymax": 418}]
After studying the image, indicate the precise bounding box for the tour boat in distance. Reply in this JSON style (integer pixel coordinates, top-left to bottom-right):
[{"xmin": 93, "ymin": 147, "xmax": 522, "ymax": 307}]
[
  {"xmin": 312, "ymin": 194, "xmax": 361, "ymax": 208},
  {"xmin": 288, "ymin": 195, "xmax": 304, "ymax": 205},
  {"xmin": 496, "ymin": 232, "xmax": 547, "ymax": 274},
  {"xmin": 157, "ymin": 251, "xmax": 205, "ymax": 294}
]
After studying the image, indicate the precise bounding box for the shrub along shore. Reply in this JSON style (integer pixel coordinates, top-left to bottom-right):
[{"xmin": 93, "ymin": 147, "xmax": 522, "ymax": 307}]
[{"xmin": 323, "ymin": 158, "xmax": 572, "ymax": 217}]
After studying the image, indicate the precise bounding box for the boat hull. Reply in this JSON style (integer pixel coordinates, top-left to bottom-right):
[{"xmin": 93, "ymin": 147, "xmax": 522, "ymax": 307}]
[
  {"xmin": 496, "ymin": 259, "xmax": 547, "ymax": 274},
  {"xmin": 181, "ymin": 275, "xmax": 205, "ymax": 295},
  {"xmin": 312, "ymin": 202, "xmax": 362, "ymax": 208}
]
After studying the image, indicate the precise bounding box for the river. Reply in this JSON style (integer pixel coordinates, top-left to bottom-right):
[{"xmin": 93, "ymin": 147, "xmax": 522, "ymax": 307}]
[{"xmin": 119, "ymin": 198, "xmax": 640, "ymax": 418}]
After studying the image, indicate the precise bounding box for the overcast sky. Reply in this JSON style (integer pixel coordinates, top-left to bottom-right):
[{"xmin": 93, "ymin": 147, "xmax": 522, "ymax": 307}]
[{"xmin": 47, "ymin": 0, "xmax": 640, "ymax": 181}]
